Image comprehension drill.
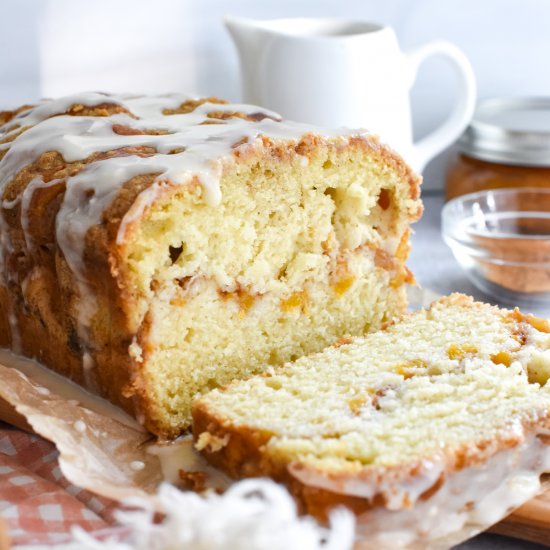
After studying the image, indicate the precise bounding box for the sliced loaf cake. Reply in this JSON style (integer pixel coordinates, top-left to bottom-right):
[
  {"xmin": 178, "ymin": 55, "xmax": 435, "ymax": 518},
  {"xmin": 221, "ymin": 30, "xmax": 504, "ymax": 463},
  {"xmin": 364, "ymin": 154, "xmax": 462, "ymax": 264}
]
[
  {"xmin": 0, "ymin": 93, "xmax": 421, "ymax": 437},
  {"xmin": 193, "ymin": 294, "xmax": 550, "ymax": 546}
]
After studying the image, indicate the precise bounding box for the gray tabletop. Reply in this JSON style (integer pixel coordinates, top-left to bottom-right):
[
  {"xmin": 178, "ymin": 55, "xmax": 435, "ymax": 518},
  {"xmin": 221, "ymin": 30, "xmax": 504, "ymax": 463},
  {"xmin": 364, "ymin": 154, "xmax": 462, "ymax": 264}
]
[
  {"xmin": 408, "ymin": 191, "xmax": 548, "ymax": 549},
  {"xmin": 409, "ymin": 191, "xmax": 503, "ymax": 307},
  {"xmin": 409, "ymin": 191, "xmax": 550, "ymax": 318}
]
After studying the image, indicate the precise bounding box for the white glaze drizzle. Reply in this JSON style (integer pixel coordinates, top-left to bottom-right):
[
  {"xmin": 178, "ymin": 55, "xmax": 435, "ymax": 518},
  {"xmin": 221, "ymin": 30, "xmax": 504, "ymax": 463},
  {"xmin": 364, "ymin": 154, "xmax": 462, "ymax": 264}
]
[
  {"xmin": 289, "ymin": 426, "xmax": 550, "ymax": 548},
  {"xmin": 148, "ymin": 434, "xmax": 232, "ymax": 492},
  {"xmin": 0, "ymin": 92, "xmax": 356, "ymax": 385}
]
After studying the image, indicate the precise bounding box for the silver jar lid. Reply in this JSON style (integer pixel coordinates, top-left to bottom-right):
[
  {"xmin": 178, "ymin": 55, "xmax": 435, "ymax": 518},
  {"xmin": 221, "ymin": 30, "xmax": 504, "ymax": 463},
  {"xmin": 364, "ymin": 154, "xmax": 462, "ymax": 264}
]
[{"xmin": 458, "ymin": 97, "xmax": 550, "ymax": 166}]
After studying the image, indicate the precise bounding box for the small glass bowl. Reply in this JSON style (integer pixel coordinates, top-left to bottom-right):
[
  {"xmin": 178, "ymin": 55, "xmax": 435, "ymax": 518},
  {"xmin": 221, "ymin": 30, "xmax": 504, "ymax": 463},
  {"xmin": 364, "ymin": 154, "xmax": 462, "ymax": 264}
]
[{"xmin": 442, "ymin": 188, "xmax": 550, "ymax": 306}]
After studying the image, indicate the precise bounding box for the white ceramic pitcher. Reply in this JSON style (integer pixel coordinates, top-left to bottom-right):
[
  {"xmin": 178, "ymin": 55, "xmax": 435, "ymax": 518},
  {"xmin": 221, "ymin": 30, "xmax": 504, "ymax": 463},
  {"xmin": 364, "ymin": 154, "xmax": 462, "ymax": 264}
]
[{"xmin": 225, "ymin": 16, "xmax": 476, "ymax": 172}]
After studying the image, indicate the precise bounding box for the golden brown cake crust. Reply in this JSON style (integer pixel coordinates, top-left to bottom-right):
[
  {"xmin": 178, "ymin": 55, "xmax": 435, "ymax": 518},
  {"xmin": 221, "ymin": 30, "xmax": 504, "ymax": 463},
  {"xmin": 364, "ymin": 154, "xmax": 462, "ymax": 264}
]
[
  {"xmin": 0, "ymin": 93, "xmax": 421, "ymax": 437},
  {"xmin": 192, "ymin": 399, "xmax": 375, "ymax": 519},
  {"xmin": 192, "ymin": 391, "xmax": 550, "ymax": 521},
  {"xmin": 191, "ymin": 295, "xmax": 550, "ymax": 520}
]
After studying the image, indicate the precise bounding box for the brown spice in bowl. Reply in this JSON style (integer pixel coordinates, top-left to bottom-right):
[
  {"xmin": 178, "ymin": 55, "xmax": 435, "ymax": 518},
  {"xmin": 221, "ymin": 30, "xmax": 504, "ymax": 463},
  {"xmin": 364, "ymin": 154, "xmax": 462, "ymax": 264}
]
[{"xmin": 471, "ymin": 230, "xmax": 550, "ymax": 293}]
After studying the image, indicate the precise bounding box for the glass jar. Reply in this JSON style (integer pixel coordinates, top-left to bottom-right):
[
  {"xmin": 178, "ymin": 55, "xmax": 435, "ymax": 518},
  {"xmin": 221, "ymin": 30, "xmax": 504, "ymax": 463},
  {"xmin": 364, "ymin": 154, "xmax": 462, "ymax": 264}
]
[{"xmin": 446, "ymin": 97, "xmax": 550, "ymax": 200}]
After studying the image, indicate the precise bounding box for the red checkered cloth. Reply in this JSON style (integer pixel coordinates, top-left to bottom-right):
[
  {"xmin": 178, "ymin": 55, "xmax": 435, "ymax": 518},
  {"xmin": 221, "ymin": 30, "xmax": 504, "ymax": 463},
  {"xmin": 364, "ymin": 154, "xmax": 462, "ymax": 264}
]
[{"xmin": 0, "ymin": 422, "xmax": 123, "ymax": 547}]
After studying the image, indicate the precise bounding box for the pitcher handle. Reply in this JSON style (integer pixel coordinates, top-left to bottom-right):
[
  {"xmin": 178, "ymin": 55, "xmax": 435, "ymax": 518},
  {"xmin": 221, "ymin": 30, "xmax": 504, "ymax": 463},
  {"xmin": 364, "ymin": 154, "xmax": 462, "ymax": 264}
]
[{"xmin": 405, "ymin": 41, "xmax": 476, "ymax": 172}]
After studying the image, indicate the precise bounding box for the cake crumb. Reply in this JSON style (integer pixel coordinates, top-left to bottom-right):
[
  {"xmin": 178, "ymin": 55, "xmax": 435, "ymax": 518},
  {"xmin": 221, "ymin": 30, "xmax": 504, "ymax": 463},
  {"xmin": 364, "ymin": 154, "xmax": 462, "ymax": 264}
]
[
  {"xmin": 334, "ymin": 335, "xmax": 354, "ymax": 348},
  {"xmin": 129, "ymin": 339, "xmax": 144, "ymax": 363},
  {"xmin": 179, "ymin": 469, "xmax": 207, "ymax": 492},
  {"xmin": 195, "ymin": 432, "xmax": 230, "ymax": 453}
]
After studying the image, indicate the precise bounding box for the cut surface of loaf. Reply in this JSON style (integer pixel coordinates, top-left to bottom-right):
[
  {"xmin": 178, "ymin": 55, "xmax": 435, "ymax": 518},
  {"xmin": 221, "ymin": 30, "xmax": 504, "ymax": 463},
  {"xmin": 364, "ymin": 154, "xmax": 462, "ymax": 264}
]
[
  {"xmin": 193, "ymin": 294, "xmax": 550, "ymax": 546},
  {"xmin": 0, "ymin": 93, "xmax": 421, "ymax": 437}
]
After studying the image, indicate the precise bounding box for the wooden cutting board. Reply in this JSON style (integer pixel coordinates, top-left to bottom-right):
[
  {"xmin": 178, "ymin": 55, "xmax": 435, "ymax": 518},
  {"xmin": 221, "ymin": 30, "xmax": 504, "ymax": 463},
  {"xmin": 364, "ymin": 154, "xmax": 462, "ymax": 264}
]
[
  {"xmin": 490, "ymin": 477, "xmax": 550, "ymax": 546},
  {"xmin": 0, "ymin": 398, "xmax": 548, "ymax": 546}
]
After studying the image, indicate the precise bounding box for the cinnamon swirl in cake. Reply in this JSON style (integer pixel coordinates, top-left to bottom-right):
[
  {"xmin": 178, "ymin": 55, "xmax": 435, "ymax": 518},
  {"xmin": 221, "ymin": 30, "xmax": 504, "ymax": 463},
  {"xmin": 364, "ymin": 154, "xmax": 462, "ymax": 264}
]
[{"xmin": 0, "ymin": 93, "xmax": 421, "ymax": 437}]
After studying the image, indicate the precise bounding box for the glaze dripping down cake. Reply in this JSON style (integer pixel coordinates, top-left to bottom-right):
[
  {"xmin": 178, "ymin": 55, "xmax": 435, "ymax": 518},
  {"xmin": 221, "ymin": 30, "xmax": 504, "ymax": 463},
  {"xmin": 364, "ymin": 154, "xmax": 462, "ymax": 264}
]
[
  {"xmin": 0, "ymin": 93, "xmax": 422, "ymax": 437},
  {"xmin": 193, "ymin": 294, "xmax": 550, "ymax": 547}
]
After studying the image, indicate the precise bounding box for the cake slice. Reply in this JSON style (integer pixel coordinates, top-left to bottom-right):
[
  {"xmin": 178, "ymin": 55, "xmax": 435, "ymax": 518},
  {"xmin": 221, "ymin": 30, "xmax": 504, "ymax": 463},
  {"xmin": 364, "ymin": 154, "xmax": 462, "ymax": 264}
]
[
  {"xmin": 193, "ymin": 294, "xmax": 550, "ymax": 546},
  {"xmin": 0, "ymin": 93, "xmax": 421, "ymax": 437}
]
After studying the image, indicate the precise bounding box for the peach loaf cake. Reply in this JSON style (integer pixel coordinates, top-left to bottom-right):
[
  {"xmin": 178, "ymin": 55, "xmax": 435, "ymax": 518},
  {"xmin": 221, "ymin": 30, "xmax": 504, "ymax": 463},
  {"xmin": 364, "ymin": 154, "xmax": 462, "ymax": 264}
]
[
  {"xmin": 193, "ymin": 294, "xmax": 550, "ymax": 547},
  {"xmin": 0, "ymin": 92, "xmax": 422, "ymax": 437}
]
